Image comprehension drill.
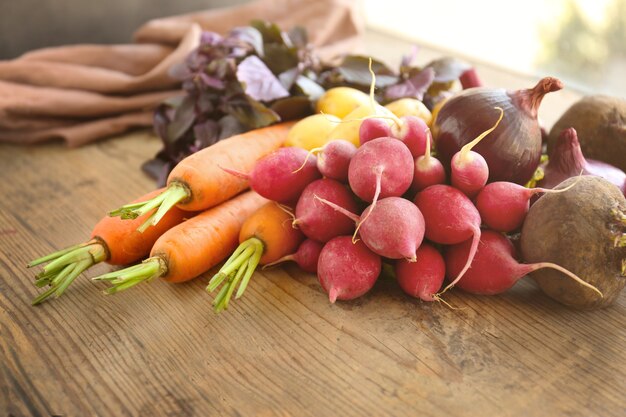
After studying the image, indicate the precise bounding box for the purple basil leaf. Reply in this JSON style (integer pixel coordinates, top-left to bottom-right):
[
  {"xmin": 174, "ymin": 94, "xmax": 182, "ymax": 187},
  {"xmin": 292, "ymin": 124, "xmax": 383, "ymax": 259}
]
[
  {"xmin": 236, "ymin": 55, "xmax": 289, "ymax": 102},
  {"xmin": 223, "ymin": 93, "xmax": 281, "ymax": 128},
  {"xmin": 229, "ymin": 26, "xmax": 264, "ymax": 56},
  {"xmin": 218, "ymin": 115, "xmax": 247, "ymax": 139},
  {"xmin": 199, "ymin": 72, "xmax": 225, "ymax": 90},
  {"xmin": 192, "ymin": 119, "xmax": 221, "ymax": 149},
  {"xmin": 295, "ymin": 75, "xmax": 325, "ymax": 101},
  {"xmin": 200, "ymin": 31, "xmax": 223, "ymax": 46},
  {"xmin": 287, "ymin": 26, "xmax": 307, "ymax": 49},
  {"xmin": 278, "ymin": 67, "xmax": 299, "ymax": 90},
  {"xmin": 385, "ymin": 67, "xmax": 435, "ymax": 101},
  {"xmin": 337, "ymin": 55, "xmax": 398, "ymax": 87},
  {"xmin": 425, "ymin": 57, "xmax": 472, "ymax": 83},
  {"xmin": 166, "ymin": 95, "xmax": 196, "ymax": 143},
  {"xmin": 401, "ymin": 45, "xmax": 420, "ymax": 68}
]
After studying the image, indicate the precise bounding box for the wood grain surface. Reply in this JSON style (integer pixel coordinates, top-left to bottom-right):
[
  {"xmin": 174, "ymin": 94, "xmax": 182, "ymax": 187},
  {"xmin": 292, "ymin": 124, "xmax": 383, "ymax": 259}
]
[{"xmin": 1, "ymin": 30, "xmax": 625, "ymax": 417}]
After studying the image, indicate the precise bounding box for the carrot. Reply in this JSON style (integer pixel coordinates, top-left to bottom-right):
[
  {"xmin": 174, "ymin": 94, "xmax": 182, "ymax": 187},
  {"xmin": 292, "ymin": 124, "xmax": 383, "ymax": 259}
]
[
  {"xmin": 28, "ymin": 189, "xmax": 190, "ymax": 305},
  {"xmin": 207, "ymin": 202, "xmax": 304, "ymax": 312},
  {"xmin": 110, "ymin": 122, "xmax": 293, "ymax": 230},
  {"xmin": 93, "ymin": 191, "xmax": 267, "ymax": 293}
]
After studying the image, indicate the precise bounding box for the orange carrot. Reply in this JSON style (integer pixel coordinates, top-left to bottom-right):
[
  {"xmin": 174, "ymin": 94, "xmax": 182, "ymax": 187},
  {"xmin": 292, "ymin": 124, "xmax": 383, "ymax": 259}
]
[
  {"xmin": 28, "ymin": 188, "xmax": 190, "ymax": 305},
  {"xmin": 110, "ymin": 122, "xmax": 293, "ymax": 230},
  {"xmin": 207, "ymin": 202, "xmax": 304, "ymax": 312},
  {"xmin": 94, "ymin": 191, "xmax": 267, "ymax": 293}
]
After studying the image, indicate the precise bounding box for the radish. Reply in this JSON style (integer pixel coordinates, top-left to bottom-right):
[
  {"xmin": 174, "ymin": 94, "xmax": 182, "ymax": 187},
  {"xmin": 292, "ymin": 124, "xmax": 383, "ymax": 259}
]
[
  {"xmin": 414, "ymin": 184, "xmax": 481, "ymax": 294},
  {"xmin": 222, "ymin": 146, "xmax": 321, "ymax": 204},
  {"xmin": 263, "ymin": 239, "xmax": 323, "ymax": 273},
  {"xmin": 317, "ymin": 236, "xmax": 382, "ymax": 302},
  {"xmin": 390, "ymin": 115, "xmax": 429, "ymax": 158},
  {"xmin": 294, "ymin": 178, "xmax": 360, "ymax": 242},
  {"xmin": 348, "ymin": 137, "xmax": 414, "ymax": 203},
  {"xmin": 450, "ymin": 107, "xmax": 504, "ymax": 197},
  {"xmin": 445, "ymin": 230, "xmax": 603, "ymax": 297},
  {"xmin": 474, "ymin": 178, "xmax": 581, "ymax": 232},
  {"xmin": 313, "ymin": 196, "xmax": 424, "ymax": 260},
  {"xmin": 316, "ymin": 139, "xmax": 357, "ymax": 182},
  {"xmin": 412, "ymin": 129, "xmax": 446, "ymax": 192},
  {"xmin": 359, "ymin": 118, "xmax": 392, "ymax": 146},
  {"xmin": 395, "ymin": 243, "xmax": 445, "ymax": 301}
]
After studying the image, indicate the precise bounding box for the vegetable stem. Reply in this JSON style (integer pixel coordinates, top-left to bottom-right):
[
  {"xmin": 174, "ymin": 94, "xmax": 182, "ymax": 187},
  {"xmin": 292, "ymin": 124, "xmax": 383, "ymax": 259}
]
[
  {"xmin": 92, "ymin": 257, "xmax": 165, "ymax": 294},
  {"xmin": 109, "ymin": 183, "xmax": 190, "ymax": 231},
  {"xmin": 206, "ymin": 237, "xmax": 264, "ymax": 312},
  {"xmin": 29, "ymin": 239, "xmax": 107, "ymax": 305}
]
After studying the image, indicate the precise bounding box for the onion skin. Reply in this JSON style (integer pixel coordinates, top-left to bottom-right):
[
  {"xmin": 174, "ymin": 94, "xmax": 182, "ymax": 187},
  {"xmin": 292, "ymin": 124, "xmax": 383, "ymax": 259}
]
[
  {"xmin": 538, "ymin": 127, "xmax": 626, "ymax": 196},
  {"xmin": 432, "ymin": 77, "xmax": 563, "ymax": 184}
]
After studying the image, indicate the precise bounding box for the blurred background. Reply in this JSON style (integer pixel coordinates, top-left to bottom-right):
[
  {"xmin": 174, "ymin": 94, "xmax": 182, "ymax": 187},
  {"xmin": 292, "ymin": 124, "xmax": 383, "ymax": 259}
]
[{"xmin": 1, "ymin": 0, "xmax": 624, "ymax": 97}]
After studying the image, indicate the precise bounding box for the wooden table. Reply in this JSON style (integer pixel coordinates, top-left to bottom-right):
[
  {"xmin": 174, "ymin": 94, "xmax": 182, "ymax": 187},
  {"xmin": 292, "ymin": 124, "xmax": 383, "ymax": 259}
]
[{"xmin": 1, "ymin": 30, "xmax": 624, "ymax": 417}]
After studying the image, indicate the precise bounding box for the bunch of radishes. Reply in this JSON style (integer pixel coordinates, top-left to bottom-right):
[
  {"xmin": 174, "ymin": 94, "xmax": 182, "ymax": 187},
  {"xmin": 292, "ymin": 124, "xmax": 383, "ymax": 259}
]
[{"xmin": 238, "ymin": 110, "xmax": 601, "ymax": 304}]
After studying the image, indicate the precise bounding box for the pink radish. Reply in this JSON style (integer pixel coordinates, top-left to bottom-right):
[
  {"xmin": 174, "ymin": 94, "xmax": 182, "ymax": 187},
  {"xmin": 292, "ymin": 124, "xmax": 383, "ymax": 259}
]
[
  {"xmin": 317, "ymin": 236, "xmax": 382, "ymax": 302},
  {"xmin": 348, "ymin": 137, "xmax": 414, "ymax": 203},
  {"xmin": 314, "ymin": 196, "xmax": 424, "ymax": 261},
  {"xmin": 450, "ymin": 107, "xmax": 504, "ymax": 197},
  {"xmin": 395, "ymin": 243, "xmax": 445, "ymax": 301},
  {"xmin": 474, "ymin": 179, "xmax": 581, "ymax": 233},
  {"xmin": 445, "ymin": 230, "xmax": 603, "ymax": 296},
  {"xmin": 359, "ymin": 118, "xmax": 392, "ymax": 146},
  {"xmin": 294, "ymin": 178, "xmax": 360, "ymax": 242},
  {"xmin": 414, "ymin": 184, "xmax": 481, "ymax": 294},
  {"xmin": 413, "ymin": 130, "xmax": 446, "ymax": 192},
  {"xmin": 263, "ymin": 239, "xmax": 323, "ymax": 273},
  {"xmin": 317, "ymin": 139, "xmax": 357, "ymax": 182},
  {"xmin": 222, "ymin": 146, "xmax": 321, "ymax": 204},
  {"xmin": 390, "ymin": 115, "xmax": 429, "ymax": 158}
]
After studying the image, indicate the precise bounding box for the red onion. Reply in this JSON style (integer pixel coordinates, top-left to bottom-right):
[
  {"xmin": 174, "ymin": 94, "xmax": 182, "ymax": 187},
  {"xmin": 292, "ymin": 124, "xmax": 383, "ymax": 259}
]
[
  {"xmin": 433, "ymin": 77, "xmax": 563, "ymax": 184},
  {"xmin": 538, "ymin": 127, "xmax": 626, "ymax": 195}
]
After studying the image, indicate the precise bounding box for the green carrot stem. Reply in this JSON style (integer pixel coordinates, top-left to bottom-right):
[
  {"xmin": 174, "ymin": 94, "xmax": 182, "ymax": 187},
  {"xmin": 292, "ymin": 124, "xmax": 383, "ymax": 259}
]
[
  {"xmin": 29, "ymin": 240, "xmax": 107, "ymax": 305},
  {"xmin": 92, "ymin": 257, "xmax": 165, "ymax": 294},
  {"xmin": 108, "ymin": 182, "xmax": 190, "ymax": 231},
  {"xmin": 206, "ymin": 237, "xmax": 265, "ymax": 312}
]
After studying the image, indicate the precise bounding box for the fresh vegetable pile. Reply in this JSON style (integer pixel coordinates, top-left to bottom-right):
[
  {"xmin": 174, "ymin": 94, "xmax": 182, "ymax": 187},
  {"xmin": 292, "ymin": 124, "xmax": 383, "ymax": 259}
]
[{"xmin": 26, "ymin": 23, "xmax": 626, "ymax": 315}]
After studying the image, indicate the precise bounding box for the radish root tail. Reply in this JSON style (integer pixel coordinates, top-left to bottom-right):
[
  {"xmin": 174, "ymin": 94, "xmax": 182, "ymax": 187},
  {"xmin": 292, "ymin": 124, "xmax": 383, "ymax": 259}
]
[
  {"xmin": 459, "ymin": 107, "xmax": 504, "ymax": 160},
  {"xmin": 353, "ymin": 166, "xmax": 384, "ymax": 243},
  {"xmin": 530, "ymin": 262, "xmax": 603, "ymax": 298},
  {"xmin": 292, "ymin": 147, "xmax": 323, "ymax": 174},
  {"xmin": 438, "ymin": 227, "xmax": 481, "ymax": 296}
]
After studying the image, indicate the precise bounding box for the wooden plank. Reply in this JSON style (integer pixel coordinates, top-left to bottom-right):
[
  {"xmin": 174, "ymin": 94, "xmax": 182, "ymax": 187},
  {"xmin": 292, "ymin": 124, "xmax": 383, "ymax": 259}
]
[{"xmin": 1, "ymin": 30, "xmax": 625, "ymax": 417}]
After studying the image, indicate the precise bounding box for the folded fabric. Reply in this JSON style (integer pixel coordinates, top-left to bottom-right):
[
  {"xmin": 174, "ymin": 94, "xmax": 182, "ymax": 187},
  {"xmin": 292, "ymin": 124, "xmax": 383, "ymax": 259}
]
[{"xmin": 0, "ymin": 0, "xmax": 364, "ymax": 146}]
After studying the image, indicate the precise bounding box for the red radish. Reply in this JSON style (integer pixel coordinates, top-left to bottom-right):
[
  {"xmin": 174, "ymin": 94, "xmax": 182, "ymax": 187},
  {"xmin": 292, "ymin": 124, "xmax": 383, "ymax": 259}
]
[
  {"xmin": 413, "ymin": 129, "xmax": 446, "ymax": 192},
  {"xmin": 538, "ymin": 128, "xmax": 626, "ymax": 195},
  {"xmin": 317, "ymin": 236, "xmax": 382, "ymax": 302},
  {"xmin": 459, "ymin": 67, "xmax": 483, "ymax": 89},
  {"xmin": 359, "ymin": 118, "xmax": 392, "ymax": 146},
  {"xmin": 263, "ymin": 239, "xmax": 323, "ymax": 273},
  {"xmin": 222, "ymin": 146, "xmax": 321, "ymax": 204},
  {"xmin": 475, "ymin": 179, "xmax": 581, "ymax": 233},
  {"xmin": 450, "ymin": 107, "xmax": 504, "ymax": 197},
  {"xmin": 445, "ymin": 230, "xmax": 603, "ymax": 297},
  {"xmin": 294, "ymin": 178, "xmax": 360, "ymax": 242},
  {"xmin": 317, "ymin": 139, "xmax": 357, "ymax": 182},
  {"xmin": 390, "ymin": 115, "xmax": 429, "ymax": 158},
  {"xmin": 313, "ymin": 196, "xmax": 424, "ymax": 260},
  {"xmin": 348, "ymin": 137, "xmax": 414, "ymax": 203},
  {"xmin": 357, "ymin": 197, "xmax": 425, "ymax": 260},
  {"xmin": 414, "ymin": 184, "xmax": 481, "ymax": 294},
  {"xmin": 395, "ymin": 243, "xmax": 445, "ymax": 301}
]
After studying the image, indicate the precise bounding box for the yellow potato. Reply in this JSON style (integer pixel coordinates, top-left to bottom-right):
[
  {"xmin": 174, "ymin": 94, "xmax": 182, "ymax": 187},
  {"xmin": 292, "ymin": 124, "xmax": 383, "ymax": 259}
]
[
  {"xmin": 285, "ymin": 113, "xmax": 341, "ymax": 150},
  {"xmin": 325, "ymin": 104, "xmax": 395, "ymax": 147},
  {"xmin": 385, "ymin": 98, "xmax": 433, "ymax": 126},
  {"xmin": 315, "ymin": 87, "xmax": 371, "ymax": 119}
]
